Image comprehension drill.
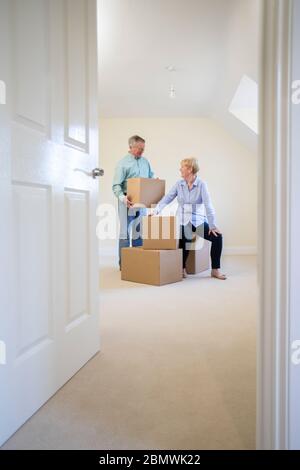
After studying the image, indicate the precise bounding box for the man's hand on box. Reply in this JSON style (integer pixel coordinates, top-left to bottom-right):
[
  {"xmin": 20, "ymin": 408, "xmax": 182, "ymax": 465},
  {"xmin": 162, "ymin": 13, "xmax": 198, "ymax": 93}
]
[{"xmin": 124, "ymin": 196, "xmax": 133, "ymax": 208}]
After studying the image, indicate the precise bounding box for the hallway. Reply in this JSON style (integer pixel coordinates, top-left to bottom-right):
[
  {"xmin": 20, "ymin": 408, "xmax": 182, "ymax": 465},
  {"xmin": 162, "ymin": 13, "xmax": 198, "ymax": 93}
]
[{"xmin": 2, "ymin": 256, "xmax": 256, "ymax": 450}]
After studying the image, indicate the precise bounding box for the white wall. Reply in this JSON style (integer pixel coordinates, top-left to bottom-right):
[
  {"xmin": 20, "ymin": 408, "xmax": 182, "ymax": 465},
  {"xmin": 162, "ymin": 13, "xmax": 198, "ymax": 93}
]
[
  {"xmin": 212, "ymin": 0, "xmax": 260, "ymax": 153},
  {"xmin": 99, "ymin": 118, "xmax": 257, "ymax": 254}
]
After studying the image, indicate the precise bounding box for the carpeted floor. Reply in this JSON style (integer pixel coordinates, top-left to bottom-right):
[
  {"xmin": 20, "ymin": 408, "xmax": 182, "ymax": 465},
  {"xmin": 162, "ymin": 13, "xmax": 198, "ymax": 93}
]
[{"xmin": 2, "ymin": 255, "xmax": 257, "ymax": 450}]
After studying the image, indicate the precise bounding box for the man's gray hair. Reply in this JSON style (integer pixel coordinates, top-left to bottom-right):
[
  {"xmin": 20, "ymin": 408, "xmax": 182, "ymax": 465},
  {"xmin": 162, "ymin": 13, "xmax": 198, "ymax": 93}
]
[{"xmin": 128, "ymin": 135, "xmax": 145, "ymax": 147}]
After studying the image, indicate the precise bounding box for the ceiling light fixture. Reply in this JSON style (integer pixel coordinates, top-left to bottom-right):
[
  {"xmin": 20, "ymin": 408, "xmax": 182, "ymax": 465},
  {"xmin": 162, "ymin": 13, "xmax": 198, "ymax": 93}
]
[
  {"xmin": 169, "ymin": 84, "xmax": 176, "ymax": 99},
  {"xmin": 166, "ymin": 65, "xmax": 177, "ymax": 99}
]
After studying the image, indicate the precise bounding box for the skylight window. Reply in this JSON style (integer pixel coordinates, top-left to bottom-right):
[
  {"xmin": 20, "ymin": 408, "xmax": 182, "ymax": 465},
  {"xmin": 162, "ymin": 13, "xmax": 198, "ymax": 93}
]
[{"xmin": 229, "ymin": 75, "xmax": 258, "ymax": 134}]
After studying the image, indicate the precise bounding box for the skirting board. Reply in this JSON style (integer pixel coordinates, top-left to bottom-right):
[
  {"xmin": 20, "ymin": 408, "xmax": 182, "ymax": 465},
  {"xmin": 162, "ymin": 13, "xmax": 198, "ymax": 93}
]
[
  {"xmin": 99, "ymin": 247, "xmax": 117, "ymax": 257},
  {"xmin": 99, "ymin": 244, "xmax": 257, "ymax": 257},
  {"xmin": 223, "ymin": 246, "xmax": 257, "ymax": 255}
]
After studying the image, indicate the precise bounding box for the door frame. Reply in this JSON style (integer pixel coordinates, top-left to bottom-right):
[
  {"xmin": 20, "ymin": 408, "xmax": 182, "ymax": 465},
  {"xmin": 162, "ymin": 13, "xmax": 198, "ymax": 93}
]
[{"xmin": 257, "ymin": 0, "xmax": 292, "ymax": 450}]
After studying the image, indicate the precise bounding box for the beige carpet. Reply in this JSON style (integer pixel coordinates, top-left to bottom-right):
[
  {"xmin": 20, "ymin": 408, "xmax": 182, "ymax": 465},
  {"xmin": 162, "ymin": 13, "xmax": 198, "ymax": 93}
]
[{"xmin": 2, "ymin": 255, "xmax": 257, "ymax": 450}]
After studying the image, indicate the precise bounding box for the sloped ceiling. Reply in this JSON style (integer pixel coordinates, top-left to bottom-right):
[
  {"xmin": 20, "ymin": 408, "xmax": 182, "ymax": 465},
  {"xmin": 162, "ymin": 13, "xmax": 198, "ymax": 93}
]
[{"xmin": 98, "ymin": 0, "xmax": 259, "ymax": 151}]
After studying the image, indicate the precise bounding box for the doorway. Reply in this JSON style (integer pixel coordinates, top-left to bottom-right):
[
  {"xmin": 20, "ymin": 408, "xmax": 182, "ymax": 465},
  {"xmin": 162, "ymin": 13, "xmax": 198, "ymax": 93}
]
[{"xmin": 97, "ymin": 0, "xmax": 259, "ymax": 450}]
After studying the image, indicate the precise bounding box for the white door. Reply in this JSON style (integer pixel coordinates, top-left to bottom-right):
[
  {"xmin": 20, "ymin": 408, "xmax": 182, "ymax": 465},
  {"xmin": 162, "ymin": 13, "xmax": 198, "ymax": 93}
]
[{"xmin": 0, "ymin": 0, "xmax": 100, "ymax": 445}]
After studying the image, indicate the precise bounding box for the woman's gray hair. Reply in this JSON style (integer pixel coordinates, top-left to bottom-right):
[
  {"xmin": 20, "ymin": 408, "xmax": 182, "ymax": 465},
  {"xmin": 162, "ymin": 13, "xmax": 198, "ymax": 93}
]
[
  {"xmin": 181, "ymin": 157, "xmax": 199, "ymax": 175},
  {"xmin": 128, "ymin": 135, "xmax": 145, "ymax": 147}
]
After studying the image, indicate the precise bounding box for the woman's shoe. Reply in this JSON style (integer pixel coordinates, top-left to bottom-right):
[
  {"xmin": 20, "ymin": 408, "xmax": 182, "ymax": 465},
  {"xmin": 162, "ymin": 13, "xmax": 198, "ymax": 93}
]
[
  {"xmin": 182, "ymin": 269, "xmax": 188, "ymax": 278},
  {"xmin": 211, "ymin": 269, "xmax": 227, "ymax": 280}
]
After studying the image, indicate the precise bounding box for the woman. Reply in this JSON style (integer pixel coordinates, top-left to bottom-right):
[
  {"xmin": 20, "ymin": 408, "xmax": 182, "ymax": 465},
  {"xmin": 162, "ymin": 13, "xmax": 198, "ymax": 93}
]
[{"xmin": 154, "ymin": 158, "xmax": 226, "ymax": 280}]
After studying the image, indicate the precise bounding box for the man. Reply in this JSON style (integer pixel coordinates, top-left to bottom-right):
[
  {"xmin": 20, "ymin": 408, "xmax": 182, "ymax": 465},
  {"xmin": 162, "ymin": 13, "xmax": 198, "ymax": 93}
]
[{"xmin": 112, "ymin": 135, "xmax": 154, "ymax": 268}]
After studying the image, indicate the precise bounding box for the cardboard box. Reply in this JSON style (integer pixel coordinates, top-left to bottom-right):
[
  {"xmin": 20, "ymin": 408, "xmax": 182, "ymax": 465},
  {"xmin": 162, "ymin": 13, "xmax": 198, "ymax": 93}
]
[
  {"xmin": 186, "ymin": 238, "xmax": 211, "ymax": 274},
  {"xmin": 121, "ymin": 247, "xmax": 182, "ymax": 286},
  {"xmin": 142, "ymin": 215, "xmax": 179, "ymax": 250},
  {"xmin": 127, "ymin": 177, "xmax": 165, "ymax": 208}
]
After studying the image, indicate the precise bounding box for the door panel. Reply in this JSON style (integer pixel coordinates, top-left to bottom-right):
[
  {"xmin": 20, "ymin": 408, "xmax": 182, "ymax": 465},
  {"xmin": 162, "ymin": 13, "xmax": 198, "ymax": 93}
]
[{"xmin": 0, "ymin": 0, "xmax": 100, "ymax": 445}]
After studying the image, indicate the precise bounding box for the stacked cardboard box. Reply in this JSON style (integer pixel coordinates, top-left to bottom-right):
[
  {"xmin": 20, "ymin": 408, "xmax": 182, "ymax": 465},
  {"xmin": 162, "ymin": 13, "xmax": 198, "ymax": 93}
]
[
  {"xmin": 121, "ymin": 247, "xmax": 182, "ymax": 286},
  {"xmin": 185, "ymin": 236, "xmax": 211, "ymax": 275},
  {"xmin": 142, "ymin": 215, "xmax": 179, "ymax": 250},
  {"xmin": 121, "ymin": 178, "xmax": 210, "ymax": 285},
  {"xmin": 121, "ymin": 215, "xmax": 211, "ymax": 285},
  {"xmin": 121, "ymin": 212, "xmax": 182, "ymax": 285}
]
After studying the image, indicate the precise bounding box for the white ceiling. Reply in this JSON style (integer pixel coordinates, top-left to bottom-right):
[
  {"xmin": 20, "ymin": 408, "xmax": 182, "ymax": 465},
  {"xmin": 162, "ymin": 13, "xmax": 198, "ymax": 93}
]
[{"xmin": 98, "ymin": 0, "xmax": 259, "ymax": 150}]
